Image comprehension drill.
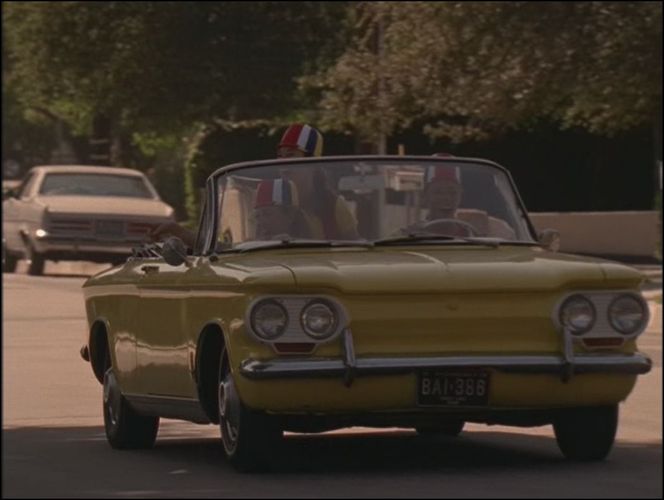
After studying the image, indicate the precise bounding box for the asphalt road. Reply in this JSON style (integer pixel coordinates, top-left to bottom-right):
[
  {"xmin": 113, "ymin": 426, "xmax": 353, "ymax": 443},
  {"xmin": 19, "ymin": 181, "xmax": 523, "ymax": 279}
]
[{"xmin": 2, "ymin": 261, "xmax": 662, "ymax": 498}]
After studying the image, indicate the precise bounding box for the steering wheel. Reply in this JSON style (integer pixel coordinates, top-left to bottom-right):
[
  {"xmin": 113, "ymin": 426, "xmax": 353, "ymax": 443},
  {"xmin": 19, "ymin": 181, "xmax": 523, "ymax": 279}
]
[{"xmin": 421, "ymin": 218, "xmax": 479, "ymax": 237}]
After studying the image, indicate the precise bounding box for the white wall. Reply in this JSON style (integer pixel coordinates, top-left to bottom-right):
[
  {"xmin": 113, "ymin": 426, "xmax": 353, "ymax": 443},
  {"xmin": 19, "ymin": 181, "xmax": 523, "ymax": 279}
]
[{"xmin": 530, "ymin": 211, "xmax": 661, "ymax": 258}]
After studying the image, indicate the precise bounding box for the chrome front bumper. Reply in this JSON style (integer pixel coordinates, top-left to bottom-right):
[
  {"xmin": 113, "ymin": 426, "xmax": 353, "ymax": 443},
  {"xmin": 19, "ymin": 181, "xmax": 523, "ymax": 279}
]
[
  {"xmin": 240, "ymin": 328, "xmax": 652, "ymax": 385},
  {"xmin": 239, "ymin": 352, "xmax": 652, "ymax": 380}
]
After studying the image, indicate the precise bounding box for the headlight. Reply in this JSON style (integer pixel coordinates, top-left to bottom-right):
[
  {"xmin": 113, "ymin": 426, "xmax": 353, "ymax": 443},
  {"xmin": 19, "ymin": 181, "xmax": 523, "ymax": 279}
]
[
  {"xmin": 608, "ymin": 295, "xmax": 647, "ymax": 335},
  {"xmin": 559, "ymin": 295, "xmax": 596, "ymax": 335},
  {"xmin": 251, "ymin": 299, "xmax": 288, "ymax": 340},
  {"xmin": 301, "ymin": 300, "xmax": 338, "ymax": 339}
]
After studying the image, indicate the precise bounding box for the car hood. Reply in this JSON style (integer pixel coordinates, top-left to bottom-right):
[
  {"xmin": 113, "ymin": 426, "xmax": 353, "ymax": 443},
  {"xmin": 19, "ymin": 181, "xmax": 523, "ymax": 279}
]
[
  {"xmin": 219, "ymin": 246, "xmax": 644, "ymax": 294},
  {"xmin": 36, "ymin": 195, "xmax": 173, "ymax": 218}
]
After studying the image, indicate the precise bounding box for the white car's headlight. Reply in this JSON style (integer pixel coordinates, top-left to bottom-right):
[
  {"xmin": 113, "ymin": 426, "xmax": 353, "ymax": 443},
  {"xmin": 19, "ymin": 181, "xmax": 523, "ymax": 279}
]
[
  {"xmin": 251, "ymin": 299, "xmax": 288, "ymax": 339},
  {"xmin": 608, "ymin": 295, "xmax": 647, "ymax": 335},
  {"xmin": 559, "ymin": 295, "xmax": 596, "ymax": 335},
  {"xmin": 301, "ymin": 300, "xmax": 338, "ymax": 339}
]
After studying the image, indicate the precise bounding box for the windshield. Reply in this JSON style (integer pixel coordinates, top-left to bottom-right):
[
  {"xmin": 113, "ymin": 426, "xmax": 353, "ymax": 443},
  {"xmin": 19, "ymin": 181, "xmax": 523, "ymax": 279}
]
[
  {"xmin": 39, "ymin": 173, "xmax": 155, "ymax": 199},
  {"xmin": 215, "ymin": 159, "xmax": 535, "ymax": 249}
]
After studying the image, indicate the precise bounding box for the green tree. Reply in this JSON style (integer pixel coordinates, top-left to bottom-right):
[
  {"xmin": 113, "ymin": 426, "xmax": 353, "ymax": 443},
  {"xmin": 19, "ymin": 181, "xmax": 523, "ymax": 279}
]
[
  {"xmin": 306, "ymin": 2, "xmax": 662, "ymax": 143},
  {"xmin": 4, "ymin": 1, "xmax": 347, "ymax": 139},
  {"xmin": 2, "ymin": 81, "xmax": 58, "ymax": 175},
  {"xmin": 3, "ymin": 1, "xmax": 348, "ymax": 219}
]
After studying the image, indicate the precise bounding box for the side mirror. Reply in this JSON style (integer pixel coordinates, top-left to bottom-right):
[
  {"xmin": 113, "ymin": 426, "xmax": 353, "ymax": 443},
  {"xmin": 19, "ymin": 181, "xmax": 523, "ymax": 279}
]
[
  {"xmin": 538, "ymin": 229, "xmax": 560, "ymax": 252},
  {"xmin": 161, "ymin": 237, "xmax": 191, "ymax": 267}
]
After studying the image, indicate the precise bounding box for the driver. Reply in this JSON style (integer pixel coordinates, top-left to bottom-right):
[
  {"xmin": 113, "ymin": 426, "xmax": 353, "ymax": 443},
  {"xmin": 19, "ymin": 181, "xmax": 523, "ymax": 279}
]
[
  {"xmin": 424, "ymin": 165, "xmax": 462, "ymax": 220},
  {"xmin": 416, "ymin": 165, "xmax": 474, "ymax": 237}
]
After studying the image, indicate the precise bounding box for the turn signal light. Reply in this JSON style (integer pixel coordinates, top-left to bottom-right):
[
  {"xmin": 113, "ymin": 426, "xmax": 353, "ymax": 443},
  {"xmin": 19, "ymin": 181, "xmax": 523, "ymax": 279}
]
[
  {"xmin": 274, "ymin": 343, "xmax": 316, "ymax": 354},
  {"xmin": 582, "ymin": 338, "xmax": 624, "ymax": 348}
]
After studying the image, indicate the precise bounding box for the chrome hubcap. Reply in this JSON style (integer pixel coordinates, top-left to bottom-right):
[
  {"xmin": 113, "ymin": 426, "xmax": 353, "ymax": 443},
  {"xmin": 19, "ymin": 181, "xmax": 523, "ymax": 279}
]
[
  {"xmin": 103, "ymin": 369, "xmax": 119, "ymax": 428},
  {"xmin": 218, "ymin": 375, "xmax": 239, "ymax": 446}
]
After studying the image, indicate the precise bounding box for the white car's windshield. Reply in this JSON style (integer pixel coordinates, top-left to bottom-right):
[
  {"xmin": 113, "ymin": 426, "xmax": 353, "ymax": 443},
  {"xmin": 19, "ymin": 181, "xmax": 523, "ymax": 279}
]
[
  {"xmin": 39, "ymin": 173, "xmax": 155, "ymax": 199},
  {"xmin": 215, "ymin": 159, "xmax": 535, "ymax": 248}
]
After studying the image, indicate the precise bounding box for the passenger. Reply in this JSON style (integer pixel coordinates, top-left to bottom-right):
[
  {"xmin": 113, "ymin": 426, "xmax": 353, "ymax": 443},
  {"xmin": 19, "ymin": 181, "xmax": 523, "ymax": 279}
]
[
  {"xmin": 276, "ymin": 123, "xmax": 324, "ymax": 159},
  {"xmin": 150, "ymin": 123, "xmax": 358, "ymax": 248},
  {"xmin": 277, "ymin": 123, "xmax": 358, "ymax": 240},
  {"xmin": 253, "ymin": 178, "xmax": 308, "ymax": 240}
]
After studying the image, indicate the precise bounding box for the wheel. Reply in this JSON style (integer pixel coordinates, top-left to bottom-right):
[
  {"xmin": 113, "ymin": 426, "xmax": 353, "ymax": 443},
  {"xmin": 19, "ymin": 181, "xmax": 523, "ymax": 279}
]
[
  {"xmin": 26, "ymin": 243, "xmax": 45, "ymax": 276},
  {"xmin": 416, "ymin": 419, "xmax": 465, "ymax": 437},
  {"xmin": 218, "ymin": 346, "xmax": 282, "ymax": 472},
  {"xmin": 3, "ymin": 244, "xmax": 18, "ymax": 273},
  {"xmin": 553, "ymin": 405, "xmax": 618, "ymax": 461},
  {"xmin": 103, "ymin": 367, "xmax": 159, "ymax": 449}
]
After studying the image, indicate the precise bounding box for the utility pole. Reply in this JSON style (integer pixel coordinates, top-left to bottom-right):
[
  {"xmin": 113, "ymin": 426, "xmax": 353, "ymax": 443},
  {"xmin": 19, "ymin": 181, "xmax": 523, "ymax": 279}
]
[
  {"xmin": 90, "ymin": 114, "xmax": 111, "ymax": 166},
  {"xmin": 376, "ymin": 12, "xmax": 387, "ymax": 155},
  {"xmin": 50, "ymin": 119, "xmax": 77, "ymax": 164}
]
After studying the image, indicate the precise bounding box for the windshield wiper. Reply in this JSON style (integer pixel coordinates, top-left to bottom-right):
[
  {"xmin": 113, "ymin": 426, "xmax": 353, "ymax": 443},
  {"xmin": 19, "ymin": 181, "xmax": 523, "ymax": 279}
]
[
  {"xmin": 373, "ymin": 232, "xmax": 514, "ymax": 248},
  {"xmin": 373, "ymin": 232, "xmax": 457, "ymax": 246},
  {"xmin": 215, "ymin": 234, "xmax": 538, "ymax": 254},
  {"xmin": 218, "ymin": 238, "xmax": 374, "ymax": 254}
]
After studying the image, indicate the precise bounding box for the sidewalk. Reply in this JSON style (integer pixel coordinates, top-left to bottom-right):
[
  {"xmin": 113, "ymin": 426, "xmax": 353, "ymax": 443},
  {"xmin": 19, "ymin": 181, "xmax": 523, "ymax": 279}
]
[{"xmin": 634, "ymin": 264, "xmax": 662, "ymax": 301}]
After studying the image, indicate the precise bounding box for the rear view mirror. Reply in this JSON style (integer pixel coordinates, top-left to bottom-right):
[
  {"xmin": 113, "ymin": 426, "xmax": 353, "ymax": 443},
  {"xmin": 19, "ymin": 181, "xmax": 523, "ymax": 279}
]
[
  {"xmin": 538, "ymin": 229, "xmax": 560, "ymax": 252},
  {"xmin": 161, "ymin": 237, "xmax": 191, "ymax": 267}
]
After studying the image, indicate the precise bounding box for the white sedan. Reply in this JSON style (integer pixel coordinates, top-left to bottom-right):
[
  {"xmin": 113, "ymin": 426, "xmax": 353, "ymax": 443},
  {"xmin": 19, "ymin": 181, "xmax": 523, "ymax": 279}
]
[{"xmin": 2, "ymin": 165, "xmax": 175, "ymax": 275}]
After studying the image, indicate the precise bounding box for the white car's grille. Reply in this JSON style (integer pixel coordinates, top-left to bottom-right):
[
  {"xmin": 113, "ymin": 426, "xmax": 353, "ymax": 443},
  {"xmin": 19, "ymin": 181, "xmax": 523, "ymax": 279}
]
[
  {"xmin": 47, "ymin": 217, "xmax": 160, "ymax": 241},
  {"xmin": 49, "ymin": 218, "xmax": 93, "ymax": 235},
  {"xmin": 126, "ymin": 221, "xmax": 157, "ymax": 238},
  {"xmin": 95, "ymin": 220, "xmax": 126, "ymax": 239}
]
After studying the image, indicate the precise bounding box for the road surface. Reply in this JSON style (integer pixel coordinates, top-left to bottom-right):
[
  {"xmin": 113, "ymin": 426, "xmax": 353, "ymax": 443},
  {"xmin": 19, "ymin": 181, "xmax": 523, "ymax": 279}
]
[{"xmin": 2, "ymin": 261, "xmax": 662, "ymax": 498}]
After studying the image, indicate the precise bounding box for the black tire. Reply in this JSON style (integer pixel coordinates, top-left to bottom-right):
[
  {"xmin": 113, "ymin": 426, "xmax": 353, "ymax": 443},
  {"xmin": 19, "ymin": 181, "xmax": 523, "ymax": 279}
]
[
  {"xmin": 3, "ymin": 250, "xmax": 18, "ymax": 273},
  {"xmin": 553, "ymin": 405, "xmax": 618, "ymax": 461},
  {"xmin": 103, "ymin": 367, "xmax": 159, "ymax": 449},
  {"xmin": 218, "ymin": 347, "xmax": 282, "ymax": 472},
  {"xmin": 416, "ymin": 419, "xmax": 465, "ymax": 437},
  {"xmin": 26, "ymin": 244, "xmax": 45, "ymax": 276}
]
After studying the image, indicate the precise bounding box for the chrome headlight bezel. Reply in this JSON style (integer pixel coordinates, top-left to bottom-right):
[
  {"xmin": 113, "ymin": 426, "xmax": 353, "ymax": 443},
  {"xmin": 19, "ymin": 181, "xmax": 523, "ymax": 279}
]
[
  {"xmin": 607, "ymin": 294, "xmax": 648, "ymax": 335},
  {"xmin": 559, "ymin": 294, "xmax": 596, "ymax": 335},
  {"xmin": 300, "ymin": 299, "xmax": 339, "ymax": 340},
  {"xmin": 250, "ymin": 299, "xmax": 289, "ymax": 340},
  {"xmin": 245, "ymin": 295, "xmax": 348, "ymax": 351}
]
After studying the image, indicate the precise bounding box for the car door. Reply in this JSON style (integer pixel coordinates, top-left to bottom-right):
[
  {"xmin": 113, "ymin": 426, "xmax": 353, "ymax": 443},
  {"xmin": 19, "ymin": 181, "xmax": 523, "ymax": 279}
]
[
  {"xmin": 135, "ymin": 255, "xmax": 192, "ymax": 397},
  {"xmin": 135, "ymin": 190, "xmax": 215, "ymax": 399}
]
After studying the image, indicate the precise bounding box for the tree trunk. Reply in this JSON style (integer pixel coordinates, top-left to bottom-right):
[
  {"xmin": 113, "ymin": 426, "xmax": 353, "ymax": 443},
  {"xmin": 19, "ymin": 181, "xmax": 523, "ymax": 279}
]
[
  {"xmin": 50, "ymin": 119, "xmax": 78, "ymax": 164},
  {"xmin": 90, "ymin": 114, "xmax": 111, "ymax": 166}
]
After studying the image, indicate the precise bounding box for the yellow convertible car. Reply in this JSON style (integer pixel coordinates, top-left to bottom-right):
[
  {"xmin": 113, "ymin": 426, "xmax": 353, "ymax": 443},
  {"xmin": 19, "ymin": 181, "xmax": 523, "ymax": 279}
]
[{"xmin": 81, "ymin": 156, "xmax": 652, "ymax": 471}]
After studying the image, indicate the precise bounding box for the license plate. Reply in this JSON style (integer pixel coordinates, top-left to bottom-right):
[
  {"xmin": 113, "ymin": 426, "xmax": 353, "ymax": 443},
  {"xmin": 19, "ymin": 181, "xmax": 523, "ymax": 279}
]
[
  {"xmin": 417, "ymin": 370, "xmax": 490, "ymax": 407},
  {"xmin": 96, "ymin": 220, "xmax": 124, "ymax": 239}
]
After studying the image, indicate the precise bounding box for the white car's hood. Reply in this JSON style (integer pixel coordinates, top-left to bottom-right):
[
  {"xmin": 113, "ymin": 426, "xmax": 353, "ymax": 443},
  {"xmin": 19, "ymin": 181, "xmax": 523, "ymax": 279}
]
[{"xmin": 36, "ymin": 195, "xmax": 174, "ymax": 218}]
